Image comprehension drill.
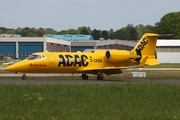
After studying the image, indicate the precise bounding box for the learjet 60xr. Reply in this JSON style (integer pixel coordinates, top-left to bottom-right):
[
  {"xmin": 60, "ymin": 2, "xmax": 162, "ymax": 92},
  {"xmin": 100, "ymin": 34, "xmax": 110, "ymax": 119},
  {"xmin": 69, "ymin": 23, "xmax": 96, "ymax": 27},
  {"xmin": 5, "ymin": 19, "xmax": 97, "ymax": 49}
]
[{"xmin": 6, "ymin": 33, "xmax": 172, "ymax": 80}]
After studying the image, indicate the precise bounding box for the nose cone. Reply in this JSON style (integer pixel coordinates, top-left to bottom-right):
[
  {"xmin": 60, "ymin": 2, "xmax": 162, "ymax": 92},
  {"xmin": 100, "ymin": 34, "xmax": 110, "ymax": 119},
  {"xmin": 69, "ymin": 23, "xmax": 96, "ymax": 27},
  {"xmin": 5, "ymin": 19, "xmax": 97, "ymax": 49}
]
[
  {"xmin": 6, "ymin": 64, "xmax": 18, "ymax": 72},
  {"xmin": 6, "ymin": 60, "xmax": 28, "ymax": 72}
]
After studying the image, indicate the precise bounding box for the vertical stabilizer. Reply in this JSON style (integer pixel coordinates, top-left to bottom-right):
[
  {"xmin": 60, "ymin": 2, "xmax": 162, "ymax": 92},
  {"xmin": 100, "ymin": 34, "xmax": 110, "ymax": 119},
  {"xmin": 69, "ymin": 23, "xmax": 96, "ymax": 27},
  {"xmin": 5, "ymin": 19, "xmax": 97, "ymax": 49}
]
[{"xmin": 131, "ymin": 33, "xmax": 172, "ymax": 66}]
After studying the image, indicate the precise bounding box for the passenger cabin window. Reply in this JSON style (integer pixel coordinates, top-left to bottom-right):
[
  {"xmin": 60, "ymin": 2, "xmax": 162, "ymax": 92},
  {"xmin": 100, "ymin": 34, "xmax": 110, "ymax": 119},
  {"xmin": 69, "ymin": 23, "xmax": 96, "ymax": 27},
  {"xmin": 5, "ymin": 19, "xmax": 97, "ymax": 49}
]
[{"xmin": 27, "ymin": 54, "xmax": 44, "ymax": 60}]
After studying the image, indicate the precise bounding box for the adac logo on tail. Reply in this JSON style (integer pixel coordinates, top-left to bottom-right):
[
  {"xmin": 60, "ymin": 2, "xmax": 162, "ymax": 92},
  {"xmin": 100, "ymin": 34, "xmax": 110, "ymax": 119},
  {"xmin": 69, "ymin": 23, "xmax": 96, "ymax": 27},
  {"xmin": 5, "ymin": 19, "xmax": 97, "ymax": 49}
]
[
  {"xmin": 58, "ymin": 54, "xmax": 89, "ymax": 67},
  {"xmin": 136, "ymin": 38, "xmax": 148, "ymax": 51}
]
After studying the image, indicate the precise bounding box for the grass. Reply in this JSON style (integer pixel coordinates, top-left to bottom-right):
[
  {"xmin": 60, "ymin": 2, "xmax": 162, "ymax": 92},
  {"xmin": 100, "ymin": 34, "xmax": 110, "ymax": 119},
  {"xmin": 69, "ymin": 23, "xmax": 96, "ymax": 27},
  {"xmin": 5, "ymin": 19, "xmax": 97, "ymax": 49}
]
[
  {"xmin": 0, "ymin": 84, "xmax": 180, "ymax": 119},
  {"xmin": 0, "ymin": 63, "xmax": 180, "ymax": 119}
]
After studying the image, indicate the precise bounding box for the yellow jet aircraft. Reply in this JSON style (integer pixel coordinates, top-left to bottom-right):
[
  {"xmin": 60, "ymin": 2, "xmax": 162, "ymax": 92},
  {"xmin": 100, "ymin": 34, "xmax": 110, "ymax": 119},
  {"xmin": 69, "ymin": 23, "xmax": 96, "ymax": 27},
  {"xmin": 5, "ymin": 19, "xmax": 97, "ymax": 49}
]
[{"xmin": 6, "ymin": 33, "xmax": 172, "ymax": 80}]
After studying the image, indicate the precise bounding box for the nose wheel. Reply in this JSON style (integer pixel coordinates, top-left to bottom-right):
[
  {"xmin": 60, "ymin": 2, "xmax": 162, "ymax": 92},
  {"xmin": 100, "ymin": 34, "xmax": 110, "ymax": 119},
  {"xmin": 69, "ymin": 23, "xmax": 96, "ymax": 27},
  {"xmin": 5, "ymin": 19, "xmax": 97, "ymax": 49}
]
[{"xmin": 22, "ymin": 74, "xmax": 27, "ymax": 80}]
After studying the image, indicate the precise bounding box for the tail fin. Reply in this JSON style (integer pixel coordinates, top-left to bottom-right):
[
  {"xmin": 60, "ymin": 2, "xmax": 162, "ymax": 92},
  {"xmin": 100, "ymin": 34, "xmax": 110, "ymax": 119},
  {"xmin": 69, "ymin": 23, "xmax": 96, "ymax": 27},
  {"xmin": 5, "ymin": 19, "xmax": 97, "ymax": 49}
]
[{"xmin": 131, "ymin": 33, "xmax": 173, "ymax": 66}]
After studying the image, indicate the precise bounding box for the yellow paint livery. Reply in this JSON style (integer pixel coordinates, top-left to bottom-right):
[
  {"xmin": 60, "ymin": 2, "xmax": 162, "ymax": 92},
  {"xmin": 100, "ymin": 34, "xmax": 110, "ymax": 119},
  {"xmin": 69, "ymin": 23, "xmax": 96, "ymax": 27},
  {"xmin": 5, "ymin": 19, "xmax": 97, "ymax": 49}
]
[{"xmin": 6, "ymin": 33, "xmax": 172, "ymax": 80}]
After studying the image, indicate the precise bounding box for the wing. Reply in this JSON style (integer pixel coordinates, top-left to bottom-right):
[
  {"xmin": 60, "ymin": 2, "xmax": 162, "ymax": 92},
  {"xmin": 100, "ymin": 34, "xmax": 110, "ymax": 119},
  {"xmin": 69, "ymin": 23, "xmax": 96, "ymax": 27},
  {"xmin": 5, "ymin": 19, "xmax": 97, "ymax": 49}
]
[{"xmin": 83, "ymin": 67, "xmax": 126, "ymax": 75}]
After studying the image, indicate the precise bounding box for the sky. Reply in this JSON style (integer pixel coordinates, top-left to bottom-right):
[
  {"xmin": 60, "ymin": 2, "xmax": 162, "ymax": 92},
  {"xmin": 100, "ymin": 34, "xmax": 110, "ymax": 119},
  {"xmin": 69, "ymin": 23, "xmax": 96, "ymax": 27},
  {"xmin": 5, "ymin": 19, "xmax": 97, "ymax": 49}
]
[{"xmin": 0, "ymin": 0, "xmax": 180, "ymax": 31}]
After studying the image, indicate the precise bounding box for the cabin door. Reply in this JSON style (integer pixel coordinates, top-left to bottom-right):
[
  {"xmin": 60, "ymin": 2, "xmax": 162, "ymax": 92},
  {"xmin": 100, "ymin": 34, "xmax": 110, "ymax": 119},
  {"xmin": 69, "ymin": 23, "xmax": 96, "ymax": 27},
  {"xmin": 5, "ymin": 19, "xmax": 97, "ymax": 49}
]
[{"xmin": 47, "ymin": 54, "xmax": 55, "ymax": 65}]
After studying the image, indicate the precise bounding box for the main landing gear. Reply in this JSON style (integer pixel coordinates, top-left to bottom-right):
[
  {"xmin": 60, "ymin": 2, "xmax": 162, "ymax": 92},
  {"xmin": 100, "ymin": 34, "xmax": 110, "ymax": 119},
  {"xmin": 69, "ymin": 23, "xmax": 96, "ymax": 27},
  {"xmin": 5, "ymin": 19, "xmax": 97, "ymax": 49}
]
[
  {"xmin": 22, "ymin": 74, "xmax": 27, "ymax": 80},
  {"xmin": 81, "ymin": 73, "xmax": 89, "ymax": 80},
  {"xmin": 97, "ymin": 74, "xmax": 103, "ymax": 80},
  {"xmin": 97, "ymin": 72, "xmax": 104, "ymax": 80},
  {"xmin": 81, "ymin": 73, "xmax": 104, "ymax": 80}
]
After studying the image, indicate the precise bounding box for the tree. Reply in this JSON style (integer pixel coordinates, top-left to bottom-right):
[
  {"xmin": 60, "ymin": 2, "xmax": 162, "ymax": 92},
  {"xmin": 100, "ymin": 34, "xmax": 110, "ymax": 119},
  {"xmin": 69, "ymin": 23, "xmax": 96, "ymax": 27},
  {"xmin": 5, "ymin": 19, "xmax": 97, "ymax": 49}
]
[
  {"xmin": 15, "ymin": 27, "xmax": 23, "ymax": 35},
  {"xmin": 27, "ymin": 33, "xmax": 38, "ymax": 37},
  {"xmin": 45, "ymin": 28, "xmax": 57, "ymax": 34},
  {"xmin": 126, "ymin": 24, "xmax": 138, "ymax": 40},
  {"xmin": 29, "ymin": 27, "xmax": 38, "ymax": 36},
  {"xmin": 113, "ymin": 28, "xmax": 129, "ymax": 40},
  {"xmin": 37, "ymin": 28, "xmax": 45, "ymax": 37},
  {"xmin": 155, "ymin": 11, "xmax": 180, "ymax": 38},
  {"xmin": 113, "ymin": 24, "xmax": 138, "ymax": 40},
  {"xmin": 0, "ymin": 28, "xmax": 4, "ymax": 34},
  {"xmin": 80, "ymin": 29, "xmax": 90, "ymax": 35},
  {"xmin": 91, "ymin": 29, "xmax": 101, "ymax": 40},
  {"xmin": 0, "ymin": 27, "xmax": 8, "ymax": 33},
  {"xmin": 135, "ymin": 24, "xmax": 155, "ymax": 39},
  {"xmin": 21, "ymin": 27, "xmax": 30, "ymax": 36},
  {"xmin": 7, "ymin": 28, "xmax": 15, "ymax": 34},
  {"xmin": 113, "ymin": 27, "xmax": 131, "ymax": 40},
  {"xmin": 58, "ymin": 30, "xmax": 68, "ymax": 35},
  {"xmin": 135, "ymin": 24, "xmax": 145, "ymax": 39},
  {"xmin": 66, "ymin": 29, "xmax": 78, "ymax": 34},
  {"xmin": 78, "ymin": 26, "xmax": 91, "ymax": 35},
  {"xmin": 101, "ymin": 30, "xmax": 109, "ymax": 40},
  {"xmin": 109, "ymin": 28, "xmax": 114, "ymax": 39}
]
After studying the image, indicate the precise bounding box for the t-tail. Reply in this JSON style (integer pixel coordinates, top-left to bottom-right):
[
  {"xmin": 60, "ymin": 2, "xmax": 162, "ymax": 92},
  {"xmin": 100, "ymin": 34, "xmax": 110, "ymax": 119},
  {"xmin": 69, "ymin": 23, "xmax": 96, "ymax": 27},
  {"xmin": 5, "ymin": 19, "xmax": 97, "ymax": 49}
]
[{"xmin": 131, "ymin": 33, "xmax": 173, "ymax": 67}]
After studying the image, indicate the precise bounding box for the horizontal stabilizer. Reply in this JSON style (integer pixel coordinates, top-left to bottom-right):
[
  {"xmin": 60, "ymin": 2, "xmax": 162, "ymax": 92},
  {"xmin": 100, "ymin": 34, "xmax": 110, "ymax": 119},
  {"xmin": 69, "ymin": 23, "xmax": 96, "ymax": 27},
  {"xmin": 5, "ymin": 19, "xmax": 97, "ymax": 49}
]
[{"xmin": 145, "ymin": 58, "xmax": 160, "ymax": 66}]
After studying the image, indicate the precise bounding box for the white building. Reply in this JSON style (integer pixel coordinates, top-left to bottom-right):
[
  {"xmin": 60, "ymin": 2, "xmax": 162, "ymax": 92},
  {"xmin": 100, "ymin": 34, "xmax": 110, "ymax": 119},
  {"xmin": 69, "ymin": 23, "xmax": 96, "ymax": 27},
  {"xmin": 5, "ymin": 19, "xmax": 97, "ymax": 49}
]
[{"xmin": 156, "ymin": 40, "xmax": 180, "ymax": 63}]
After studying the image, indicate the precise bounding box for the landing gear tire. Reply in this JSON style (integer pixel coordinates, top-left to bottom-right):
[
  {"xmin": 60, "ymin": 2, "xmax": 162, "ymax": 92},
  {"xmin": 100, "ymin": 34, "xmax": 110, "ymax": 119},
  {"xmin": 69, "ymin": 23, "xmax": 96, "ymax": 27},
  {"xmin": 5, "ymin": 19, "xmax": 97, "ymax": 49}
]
[
  {"xmin": 81, "ymin": 73, "xmax": 89, "ymax": 80},
  {"xmin": 22, "ymin": 74, "xmax": 27, "ymax": 80},
  {"xmin": 97, "ymin": 75, "xmax": 103, "ymax": 80}
]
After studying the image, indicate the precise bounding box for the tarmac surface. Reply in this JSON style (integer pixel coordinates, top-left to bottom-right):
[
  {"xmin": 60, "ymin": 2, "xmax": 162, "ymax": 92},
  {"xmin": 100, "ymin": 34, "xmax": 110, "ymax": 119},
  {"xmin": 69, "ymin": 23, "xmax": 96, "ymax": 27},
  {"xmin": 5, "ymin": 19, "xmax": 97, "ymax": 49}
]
[
  {"xmin": 0, "ymin": 73, "xmax": 180, "ymax": 84},
  {"xmin": 0, "ymin": 79, "xmax": 180, "ymax": 85},
  {"xmin": 1, "ymin": 68, "xmax": 180, "ymax": 84}
]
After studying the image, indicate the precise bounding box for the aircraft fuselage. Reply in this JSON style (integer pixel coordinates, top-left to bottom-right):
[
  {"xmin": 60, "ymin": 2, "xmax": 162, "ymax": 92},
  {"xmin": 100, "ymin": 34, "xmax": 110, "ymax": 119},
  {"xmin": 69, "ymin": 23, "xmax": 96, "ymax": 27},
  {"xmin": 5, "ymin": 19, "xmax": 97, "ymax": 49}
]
[{"xmin": 6, "ymin": 50, "xmax": 135, "ymax": 74}]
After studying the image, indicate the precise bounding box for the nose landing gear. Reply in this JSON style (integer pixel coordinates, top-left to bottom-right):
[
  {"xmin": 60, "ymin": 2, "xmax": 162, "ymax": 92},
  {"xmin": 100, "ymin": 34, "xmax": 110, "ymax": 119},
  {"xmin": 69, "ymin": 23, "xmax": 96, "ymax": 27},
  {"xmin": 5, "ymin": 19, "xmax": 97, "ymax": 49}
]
[{"xmin": 22, "ymin": 74, "xmax": 27, "ymax": 80}]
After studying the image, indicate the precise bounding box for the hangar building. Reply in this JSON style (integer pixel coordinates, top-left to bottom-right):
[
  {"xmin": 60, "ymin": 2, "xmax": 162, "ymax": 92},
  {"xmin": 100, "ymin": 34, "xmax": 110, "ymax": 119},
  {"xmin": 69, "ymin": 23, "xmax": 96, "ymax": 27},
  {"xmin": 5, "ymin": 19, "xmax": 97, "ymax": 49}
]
[
  {"xmin": 43, "ymin": 34, "xmax": 94, "ymax": 41},
  {"xmin": 44, "ymin": 34, "xmax": 95, "ymax": 52},
  {"xmin": 156, "ymin": 40, "xmax": 180, "ymax": 63},
  {"xmin": 0, "ymin": 34, "xmax": 94, "ymax": 59},
  {"xmin": 0, "ymin": 34, "xmax": 71, "ymax": 59},
  {"xmin": 95, "ymin": 39, "xmax": 135, "ymax": 50}
]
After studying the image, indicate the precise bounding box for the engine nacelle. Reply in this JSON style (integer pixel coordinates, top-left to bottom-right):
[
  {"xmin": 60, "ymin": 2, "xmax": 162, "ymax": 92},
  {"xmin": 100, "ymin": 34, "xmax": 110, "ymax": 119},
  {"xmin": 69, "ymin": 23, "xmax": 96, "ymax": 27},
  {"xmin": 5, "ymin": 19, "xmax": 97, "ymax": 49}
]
[{"xmin": 105, "ymin": 50, "xmax": 131, "ymax": 62}]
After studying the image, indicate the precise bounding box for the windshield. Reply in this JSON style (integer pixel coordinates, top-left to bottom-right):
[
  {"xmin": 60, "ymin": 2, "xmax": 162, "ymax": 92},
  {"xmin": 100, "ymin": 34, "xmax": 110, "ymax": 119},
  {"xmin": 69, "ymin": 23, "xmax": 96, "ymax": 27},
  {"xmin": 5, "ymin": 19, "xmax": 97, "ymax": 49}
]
[{"xmin": 27, "ymin": 54, "xmax": 45, "ymax": 60}]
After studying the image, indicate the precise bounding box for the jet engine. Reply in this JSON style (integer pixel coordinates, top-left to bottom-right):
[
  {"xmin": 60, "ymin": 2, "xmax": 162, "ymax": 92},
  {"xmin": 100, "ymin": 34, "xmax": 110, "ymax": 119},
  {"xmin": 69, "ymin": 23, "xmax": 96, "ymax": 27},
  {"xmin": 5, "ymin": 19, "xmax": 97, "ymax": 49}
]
[{"xmin": 105, "ymin": 50, "xmax": 131, "ymax": 62}]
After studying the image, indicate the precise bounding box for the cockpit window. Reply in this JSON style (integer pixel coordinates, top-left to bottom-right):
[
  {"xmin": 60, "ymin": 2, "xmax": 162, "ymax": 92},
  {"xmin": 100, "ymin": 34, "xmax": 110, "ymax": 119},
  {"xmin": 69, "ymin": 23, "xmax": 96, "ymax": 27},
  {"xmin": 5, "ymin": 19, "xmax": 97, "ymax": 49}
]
[{"xmin": 27, "ymin": 54, "xmax": 45, "ymax": 60}]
